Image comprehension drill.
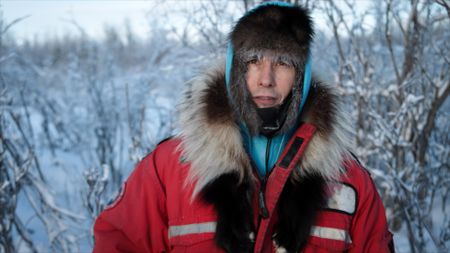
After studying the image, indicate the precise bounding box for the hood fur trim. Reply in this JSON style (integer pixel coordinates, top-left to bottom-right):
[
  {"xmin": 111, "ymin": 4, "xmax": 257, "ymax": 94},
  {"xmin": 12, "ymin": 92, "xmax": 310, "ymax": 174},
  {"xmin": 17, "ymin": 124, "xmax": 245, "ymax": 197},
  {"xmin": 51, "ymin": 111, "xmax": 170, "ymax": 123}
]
[
  {"xmin": 176, "ymin": 65, "xmax": 353, "ymax": 196},
  {"xmin": 293, "ymin": 80, "xmax": 354, "ymax": 180},
  {"xmin": 176, "ymin": 64, "xmax": 252, "ymax": 196}
]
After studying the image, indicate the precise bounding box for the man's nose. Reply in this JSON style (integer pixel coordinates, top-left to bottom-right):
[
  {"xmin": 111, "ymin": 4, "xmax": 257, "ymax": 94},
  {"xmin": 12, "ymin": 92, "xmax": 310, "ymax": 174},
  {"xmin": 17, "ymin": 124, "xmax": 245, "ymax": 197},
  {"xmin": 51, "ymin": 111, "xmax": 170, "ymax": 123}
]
[{"xmin": 259, "ymin": 61, "xmax": 274, "ymax": 87}]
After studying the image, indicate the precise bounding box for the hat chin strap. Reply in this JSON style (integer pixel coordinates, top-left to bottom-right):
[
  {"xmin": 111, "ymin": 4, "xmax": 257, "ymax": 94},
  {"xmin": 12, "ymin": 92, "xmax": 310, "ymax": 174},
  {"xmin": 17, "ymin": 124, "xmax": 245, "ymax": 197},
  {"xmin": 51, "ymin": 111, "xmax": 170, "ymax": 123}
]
[
  {"xmin": 256, "ymin": 92, "xmax": 292, "ymax": 136},
  {"xmin": 257, "ymin": 107, "xmax": 281, "ymax": 135}
]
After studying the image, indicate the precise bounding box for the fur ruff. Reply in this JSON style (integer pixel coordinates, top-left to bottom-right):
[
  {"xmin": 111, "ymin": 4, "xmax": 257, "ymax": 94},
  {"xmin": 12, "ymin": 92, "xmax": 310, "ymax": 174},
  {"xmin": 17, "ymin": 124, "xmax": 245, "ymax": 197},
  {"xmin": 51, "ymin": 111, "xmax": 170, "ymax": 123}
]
[
  {"xmin": 176, "ymin": 66, "xmax": 253, "ymax": 197},
  {"xmin": 176, "ymin": 65, "xmax": 353, "ymax": 196},
  {"xmin": 176, "ymin": 64, "xmax": 353, "ymax": 252}
]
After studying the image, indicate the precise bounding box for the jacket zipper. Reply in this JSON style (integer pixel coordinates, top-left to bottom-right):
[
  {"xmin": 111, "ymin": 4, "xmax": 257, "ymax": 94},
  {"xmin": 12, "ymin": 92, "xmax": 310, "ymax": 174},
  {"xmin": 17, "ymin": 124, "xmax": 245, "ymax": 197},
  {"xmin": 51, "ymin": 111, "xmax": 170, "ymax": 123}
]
[
  {"xmin": 255, "ymin": 137, "xmax": 272, "ymax": 240},
  {"xmin": 259, "ymin": 137, "xmax": 271, "ymax": 218}
]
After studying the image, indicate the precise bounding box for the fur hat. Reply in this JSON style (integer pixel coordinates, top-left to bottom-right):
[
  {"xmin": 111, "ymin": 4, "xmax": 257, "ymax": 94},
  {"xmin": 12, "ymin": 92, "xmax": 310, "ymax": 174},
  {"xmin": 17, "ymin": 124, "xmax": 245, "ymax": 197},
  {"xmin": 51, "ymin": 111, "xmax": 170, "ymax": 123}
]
[{"xmin": 227, "ymin": 3, "xmax": 314, "ymax": 135}]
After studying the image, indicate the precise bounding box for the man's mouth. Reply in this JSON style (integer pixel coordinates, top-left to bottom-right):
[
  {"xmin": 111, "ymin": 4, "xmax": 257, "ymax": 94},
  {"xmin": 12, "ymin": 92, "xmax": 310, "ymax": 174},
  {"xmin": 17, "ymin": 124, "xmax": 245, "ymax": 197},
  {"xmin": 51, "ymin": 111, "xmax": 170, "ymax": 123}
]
[{"xmin": 253, "ymin": 96, "xmax": 279, "ymax": 108}]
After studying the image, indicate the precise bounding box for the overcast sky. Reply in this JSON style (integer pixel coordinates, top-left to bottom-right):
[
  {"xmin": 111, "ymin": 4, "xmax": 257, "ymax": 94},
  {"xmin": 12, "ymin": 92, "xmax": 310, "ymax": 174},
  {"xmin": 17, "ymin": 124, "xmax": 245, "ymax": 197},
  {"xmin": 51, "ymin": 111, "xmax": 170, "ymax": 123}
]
[
  {"xmin": 2, "ymin": 1, "xmax": 375, "ymax": 44},
  {"xmin": 2, "ymin": 1, "xmax": 158, "ymax": 42}
]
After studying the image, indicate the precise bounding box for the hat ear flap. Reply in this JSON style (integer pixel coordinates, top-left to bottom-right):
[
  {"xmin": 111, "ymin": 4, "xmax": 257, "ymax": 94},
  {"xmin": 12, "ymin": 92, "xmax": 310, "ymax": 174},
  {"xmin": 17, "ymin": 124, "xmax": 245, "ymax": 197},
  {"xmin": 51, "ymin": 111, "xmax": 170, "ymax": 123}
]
[
  {"xmin": 225, "ymin": 42, "xmax": 234, "ymax": 94},
  {"xmin": 299, "ymin": 53, "xmax": 313, "ymax": 113}
]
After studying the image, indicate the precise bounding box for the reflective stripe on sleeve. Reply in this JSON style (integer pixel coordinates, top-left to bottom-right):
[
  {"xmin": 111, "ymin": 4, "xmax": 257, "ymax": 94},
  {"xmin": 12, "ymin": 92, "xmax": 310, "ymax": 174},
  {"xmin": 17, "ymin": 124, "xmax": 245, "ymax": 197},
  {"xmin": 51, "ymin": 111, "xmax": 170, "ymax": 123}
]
[
  {"xmin": 168, "ymin": 222, "xmax": 217, "ymax": 238},
  {"xmin": 310, "ymin": 226, "xmax": 352, "ymax": 243}
]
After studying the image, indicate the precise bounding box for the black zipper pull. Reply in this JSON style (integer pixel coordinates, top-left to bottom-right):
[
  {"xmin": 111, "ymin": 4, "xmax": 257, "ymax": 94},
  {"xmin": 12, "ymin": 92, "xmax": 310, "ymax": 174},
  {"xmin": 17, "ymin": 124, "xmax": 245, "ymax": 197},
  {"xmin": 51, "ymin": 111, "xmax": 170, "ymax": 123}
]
[{"xmin": 258, "ymin": 178, "xmax": 269, "ymax": 219}]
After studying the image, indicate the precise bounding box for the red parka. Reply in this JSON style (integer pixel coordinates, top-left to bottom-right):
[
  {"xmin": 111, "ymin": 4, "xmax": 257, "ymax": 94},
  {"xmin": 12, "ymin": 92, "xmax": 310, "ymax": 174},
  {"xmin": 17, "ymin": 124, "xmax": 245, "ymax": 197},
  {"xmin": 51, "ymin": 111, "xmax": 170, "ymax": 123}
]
[{"xmin": 94, "ymin": 123, "xmax": 393, "ymax": 253}]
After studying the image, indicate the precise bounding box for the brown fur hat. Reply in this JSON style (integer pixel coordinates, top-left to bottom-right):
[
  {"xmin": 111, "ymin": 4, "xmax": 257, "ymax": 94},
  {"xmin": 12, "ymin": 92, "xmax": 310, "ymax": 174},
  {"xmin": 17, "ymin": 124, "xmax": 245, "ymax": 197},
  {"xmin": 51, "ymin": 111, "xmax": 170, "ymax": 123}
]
[{"xmin": 228, "ymin": 3, "xmax": 314, "ymax": 135}]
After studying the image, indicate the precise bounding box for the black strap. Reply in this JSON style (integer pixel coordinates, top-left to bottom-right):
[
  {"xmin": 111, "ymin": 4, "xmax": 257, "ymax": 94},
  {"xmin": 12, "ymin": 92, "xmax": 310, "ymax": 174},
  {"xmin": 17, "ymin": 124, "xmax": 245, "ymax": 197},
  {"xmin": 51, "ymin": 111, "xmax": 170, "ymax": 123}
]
[{"xmin": 279, "ymin": 137, "xmax": 304, "ymax": 168}]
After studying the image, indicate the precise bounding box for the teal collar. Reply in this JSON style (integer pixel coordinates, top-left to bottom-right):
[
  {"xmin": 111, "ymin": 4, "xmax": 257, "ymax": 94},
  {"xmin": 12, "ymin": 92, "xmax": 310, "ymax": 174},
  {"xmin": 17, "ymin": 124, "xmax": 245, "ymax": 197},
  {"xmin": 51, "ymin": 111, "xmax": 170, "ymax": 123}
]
[{"xmin": 240, "ymin": 123, "xmax": 297, "ymax": 177}]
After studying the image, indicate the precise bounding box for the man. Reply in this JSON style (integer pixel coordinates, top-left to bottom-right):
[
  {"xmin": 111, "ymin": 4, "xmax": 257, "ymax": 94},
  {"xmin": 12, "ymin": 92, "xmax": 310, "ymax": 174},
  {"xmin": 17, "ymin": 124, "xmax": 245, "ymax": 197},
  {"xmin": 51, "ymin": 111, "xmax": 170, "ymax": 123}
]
[{"xmin": 93, "ymin": 2, "xmax": 394, "ymax": 252}]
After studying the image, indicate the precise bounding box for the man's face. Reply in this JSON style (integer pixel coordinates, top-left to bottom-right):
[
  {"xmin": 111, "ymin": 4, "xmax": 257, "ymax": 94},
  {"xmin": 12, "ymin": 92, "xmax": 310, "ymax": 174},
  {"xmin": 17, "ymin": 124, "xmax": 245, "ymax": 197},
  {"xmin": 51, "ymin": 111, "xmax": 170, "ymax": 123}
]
[{"xmin": 245, "ymin": 54, "xmax": 296, "ymax": 108}]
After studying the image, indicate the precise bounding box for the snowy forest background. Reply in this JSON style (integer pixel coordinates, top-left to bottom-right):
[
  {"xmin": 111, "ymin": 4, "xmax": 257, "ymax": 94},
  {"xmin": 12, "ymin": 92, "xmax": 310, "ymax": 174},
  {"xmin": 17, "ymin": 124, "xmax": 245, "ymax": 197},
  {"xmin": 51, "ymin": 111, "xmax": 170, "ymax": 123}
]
[{"xmin": 1, "ymin": 0, "xmax": 449, "ymax": 252}]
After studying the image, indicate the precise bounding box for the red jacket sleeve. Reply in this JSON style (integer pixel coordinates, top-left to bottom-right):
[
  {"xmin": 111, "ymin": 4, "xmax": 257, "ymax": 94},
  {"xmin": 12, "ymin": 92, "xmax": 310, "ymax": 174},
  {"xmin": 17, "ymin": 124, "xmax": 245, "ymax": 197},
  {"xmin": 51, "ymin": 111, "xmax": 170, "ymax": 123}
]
[
  {"xmin": 348, "ymin": 162, "xmax": 394, "ymax": 253},
  {"xmin": 93, "ymin": 152, "xmax": 170, "ymax": 253}
]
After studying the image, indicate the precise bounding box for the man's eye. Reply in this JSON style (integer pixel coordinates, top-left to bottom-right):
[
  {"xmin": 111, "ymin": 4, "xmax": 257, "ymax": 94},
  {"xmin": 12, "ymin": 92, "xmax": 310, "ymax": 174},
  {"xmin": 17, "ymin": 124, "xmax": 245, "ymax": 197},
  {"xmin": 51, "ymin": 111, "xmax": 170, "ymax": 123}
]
[
  {"xmin": 248, "ymin": 58, "xmax": 259, "ymax": 65},
  {"xmin": 276, "ymin": 61, "xmax": 291, "ymax": 67}
]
